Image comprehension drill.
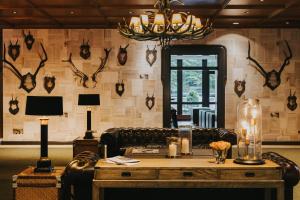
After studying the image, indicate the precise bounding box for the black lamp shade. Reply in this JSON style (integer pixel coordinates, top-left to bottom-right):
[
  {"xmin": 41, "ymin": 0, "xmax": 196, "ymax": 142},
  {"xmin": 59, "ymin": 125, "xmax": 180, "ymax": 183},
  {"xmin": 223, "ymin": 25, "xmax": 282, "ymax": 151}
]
[
  {"xmin": 78, "ymin": 94, "xmax": 100, "ymax": 106},
  {"xmin": 25, "ymin": 96, "xmax": 63, "ymax": 116}
]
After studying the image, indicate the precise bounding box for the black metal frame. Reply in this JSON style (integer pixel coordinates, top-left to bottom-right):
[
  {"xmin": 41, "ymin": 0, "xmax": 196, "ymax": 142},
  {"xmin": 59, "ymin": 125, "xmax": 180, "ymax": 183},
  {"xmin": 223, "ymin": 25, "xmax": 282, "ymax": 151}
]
[
  {"xmin": 170, "ymin": 58, "xmax": 217, "ymax": 115},
  {"xmin": 162, "ymin": 45, "xmax": 227, "ymax": 128}
]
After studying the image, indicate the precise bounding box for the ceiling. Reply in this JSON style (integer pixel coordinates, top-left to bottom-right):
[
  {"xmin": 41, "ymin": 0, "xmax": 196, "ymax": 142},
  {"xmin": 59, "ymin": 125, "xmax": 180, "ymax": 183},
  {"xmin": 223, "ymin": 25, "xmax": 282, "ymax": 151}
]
[{"xmin": 0, "ymin": 0, "xmax": 300, "ymax": 29}]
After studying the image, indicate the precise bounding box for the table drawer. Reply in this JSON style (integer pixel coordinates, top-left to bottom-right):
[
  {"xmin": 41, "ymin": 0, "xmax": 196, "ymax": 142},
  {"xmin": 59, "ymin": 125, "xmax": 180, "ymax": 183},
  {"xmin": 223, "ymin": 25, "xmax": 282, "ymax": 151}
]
[
  {"xmin": 95, "ymin": 169, "xmax": 158, "ymax": 180},
  {"xmin": 159, "ymin": 169, "xmax": 218, "ymax": 180},
  {"xmin": 220, "ymin": 169, "xmax": 281, "ymax": 180}
]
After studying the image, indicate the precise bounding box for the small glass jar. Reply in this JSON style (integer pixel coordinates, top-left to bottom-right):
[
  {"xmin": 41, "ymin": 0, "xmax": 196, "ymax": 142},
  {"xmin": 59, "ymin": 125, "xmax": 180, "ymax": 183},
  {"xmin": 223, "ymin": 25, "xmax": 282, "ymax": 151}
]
[
  {"xmin": 178, "ymin": 125, "xmax": 192, "ymax": 155},
  {"xmin": 166, "ymin": 137, "xmax": 179, "ymax": 158}
]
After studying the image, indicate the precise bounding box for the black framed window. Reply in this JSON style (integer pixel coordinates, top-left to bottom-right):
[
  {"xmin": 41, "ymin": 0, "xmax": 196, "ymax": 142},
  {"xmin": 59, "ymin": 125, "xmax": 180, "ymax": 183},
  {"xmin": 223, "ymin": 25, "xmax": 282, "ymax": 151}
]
[
  {"xmin": 162, "ymin": 45, "xmax": 227, "ymax": 128},
  {"xmin": 170, "ymin": 55, "xmax": 217, "ymax": 115}
]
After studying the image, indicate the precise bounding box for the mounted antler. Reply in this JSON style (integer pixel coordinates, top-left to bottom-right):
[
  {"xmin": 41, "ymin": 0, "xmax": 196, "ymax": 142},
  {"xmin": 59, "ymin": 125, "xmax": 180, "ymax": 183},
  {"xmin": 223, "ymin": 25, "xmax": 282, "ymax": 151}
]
[
  {"xmin": 146, "ymin": 45, "xmax": 157, "ymax": 66},
  {"xmin": 3, "ymin": 44, "xmax": 22, "ymax": 80},
  {"xmin": 62, "ymin": 53, "xmax": 89, "ymax": 88},
  {"xmin": 247, "ymin": 40, "xmax": 293, "ymax": 90},
  {"xmin": 2, "ymin": 42, "xmax": 48, "ymax": 93},
  {"xmin": 23, "ymin": 30, "xmax": 35, "ymax": 50},
  {"xmin": 118, "ymin": 44, "xmax": 129, "ymax": 65},
  {"xmin": 80, "ymin": 39, "xmax": 91, "ymax": 59},
  {"xmin": 278, "ymin": 40, "xmax": 292, "ymax": 74},
  {"xmin": 63, "ymin": 48, "xmax": 111, "ymax": 88},
  {"xmin": 287, "ymin": 89, "xmax": 297, "ymax": 111},
  {"xmin": 91, "ymin": 48, "xmax": 111, "ymax": 84},
  {"xmin": 247, "ymin": 41, "xmax": 267, "ymax": 78},
  {"xmin": 34, "ymin": 43, "xmax": 48, "ymax": 77},
  {"xmin": 8, "ymin": 40, "xmax": 20, "ymax": 61}
]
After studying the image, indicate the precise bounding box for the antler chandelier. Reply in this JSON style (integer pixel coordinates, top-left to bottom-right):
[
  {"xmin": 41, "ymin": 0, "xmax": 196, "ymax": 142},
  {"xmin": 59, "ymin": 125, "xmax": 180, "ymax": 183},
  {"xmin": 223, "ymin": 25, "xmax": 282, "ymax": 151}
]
[{"xmin": 118, "ymin": 0, "xmax": 213, "ymax": 47}]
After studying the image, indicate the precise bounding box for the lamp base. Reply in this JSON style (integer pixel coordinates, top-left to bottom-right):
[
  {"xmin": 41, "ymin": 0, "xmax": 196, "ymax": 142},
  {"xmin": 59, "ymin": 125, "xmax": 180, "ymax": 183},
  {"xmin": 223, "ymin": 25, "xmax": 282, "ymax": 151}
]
[
  {"xmin": 234, "ymin": 158, "xmax": 265, "ymax": 165},
  {"xmin": 83, "ymin": 130, "xmax": 94, "ymax": 139},
  {"xmin": 34, "ymin": 157, "xmax": 53, "ymax": 172}
]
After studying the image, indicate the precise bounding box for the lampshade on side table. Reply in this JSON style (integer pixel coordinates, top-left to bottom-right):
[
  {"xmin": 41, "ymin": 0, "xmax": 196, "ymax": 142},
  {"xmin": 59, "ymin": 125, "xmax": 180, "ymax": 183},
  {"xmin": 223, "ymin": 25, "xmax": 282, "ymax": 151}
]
[
  {"xmin": 25, "ymin": 96, "xmax": 63, "ymax": 172},
  {"xmin": 78, "ymin": 94, "xmax": 100, "ymax": 139}
]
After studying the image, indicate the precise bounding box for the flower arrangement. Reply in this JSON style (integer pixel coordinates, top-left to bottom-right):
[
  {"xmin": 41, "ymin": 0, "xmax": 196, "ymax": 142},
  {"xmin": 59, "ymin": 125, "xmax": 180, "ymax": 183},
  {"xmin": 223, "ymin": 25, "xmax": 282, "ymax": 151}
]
[{"xmin": 209, "ymin": 141, "xmax": 231, "ymax": 164}]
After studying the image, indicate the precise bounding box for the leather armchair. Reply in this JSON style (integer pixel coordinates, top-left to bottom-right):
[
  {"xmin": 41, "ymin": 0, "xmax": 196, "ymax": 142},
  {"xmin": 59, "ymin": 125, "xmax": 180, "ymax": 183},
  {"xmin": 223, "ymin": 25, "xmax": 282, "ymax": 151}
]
[{"xmin": 63, "ymin": 151, "xmax": 99, "ymax": 200}]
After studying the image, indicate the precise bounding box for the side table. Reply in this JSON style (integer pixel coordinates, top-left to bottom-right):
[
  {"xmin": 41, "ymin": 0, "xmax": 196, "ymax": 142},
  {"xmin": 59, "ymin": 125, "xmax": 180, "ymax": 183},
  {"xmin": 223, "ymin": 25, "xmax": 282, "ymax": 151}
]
[
  {"xmin": 12, "ymin": 166, "xmax": 65, "ymax": 200},
  {"xmin": 73, "ymin": 137, "xmax": 100, "ymax": 157}
]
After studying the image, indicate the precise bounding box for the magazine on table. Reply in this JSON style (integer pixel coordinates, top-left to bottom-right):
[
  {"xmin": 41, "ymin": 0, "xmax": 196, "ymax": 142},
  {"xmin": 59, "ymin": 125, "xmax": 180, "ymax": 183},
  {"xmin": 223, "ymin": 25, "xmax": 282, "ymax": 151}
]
[{"xmin": 106, "ymin": 156, "xmax": 140, "ymax": 165}]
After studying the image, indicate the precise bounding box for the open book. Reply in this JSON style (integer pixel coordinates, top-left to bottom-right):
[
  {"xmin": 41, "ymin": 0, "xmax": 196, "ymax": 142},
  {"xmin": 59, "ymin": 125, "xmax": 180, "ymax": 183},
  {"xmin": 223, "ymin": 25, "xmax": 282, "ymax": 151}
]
[{"xmin": 106, "ymin": 156, "xmax": 140, "ymax": 165}]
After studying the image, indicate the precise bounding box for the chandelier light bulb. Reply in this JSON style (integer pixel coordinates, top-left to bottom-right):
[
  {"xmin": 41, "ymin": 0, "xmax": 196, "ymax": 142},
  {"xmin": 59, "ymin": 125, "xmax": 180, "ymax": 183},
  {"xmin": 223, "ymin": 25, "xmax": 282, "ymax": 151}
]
[
  {"xmin": 130, "ymin": 17, "xmax": 141, "ymax": 27},
  {"xmin": 172, "ymin": 13, "xmax": 183, "ymax": 27},
  {"xmin": 140, "ymin": 14, "xmax": 149, "ymax": 26},
  {"xmin": 154, "ymin": 13, "xmax": 165, "ymax": 26},
  {"xmin": 186, "ymin": 15, "xmax": 196, "ymax": 25},
  {"xmin": 195, "ymin": 18, "xmax": 202, "ymax": 29}
]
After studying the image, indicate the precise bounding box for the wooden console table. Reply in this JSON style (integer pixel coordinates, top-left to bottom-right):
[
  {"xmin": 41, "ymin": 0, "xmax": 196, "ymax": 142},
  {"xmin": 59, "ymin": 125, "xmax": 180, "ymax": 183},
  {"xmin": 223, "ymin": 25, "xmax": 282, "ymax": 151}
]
[{"xmin": 93, "ymin": 159, "xmax": 284, "ymax": 200}]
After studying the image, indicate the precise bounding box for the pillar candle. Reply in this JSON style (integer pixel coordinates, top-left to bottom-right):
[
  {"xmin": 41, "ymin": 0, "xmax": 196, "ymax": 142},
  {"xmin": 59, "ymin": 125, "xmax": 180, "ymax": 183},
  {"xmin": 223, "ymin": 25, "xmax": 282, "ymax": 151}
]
[
  {"xmin": 181, "ymin": 138, "xmax": 189, "ymax": 154},
  {"xmin": 168, "ymin": 143, "xmax": 177, "ymax": 157}
]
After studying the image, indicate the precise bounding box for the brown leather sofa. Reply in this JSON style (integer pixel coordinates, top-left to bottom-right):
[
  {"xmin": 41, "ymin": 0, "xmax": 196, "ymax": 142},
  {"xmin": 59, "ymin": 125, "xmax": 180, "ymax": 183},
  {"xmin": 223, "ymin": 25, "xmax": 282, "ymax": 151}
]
[
  {"xmin": 100, "ymin": 127, "xmax": 237, "ymax": 158},
  {"xmin": 63, "ymin": 127, "xmax": 300, "ymax": 200}
]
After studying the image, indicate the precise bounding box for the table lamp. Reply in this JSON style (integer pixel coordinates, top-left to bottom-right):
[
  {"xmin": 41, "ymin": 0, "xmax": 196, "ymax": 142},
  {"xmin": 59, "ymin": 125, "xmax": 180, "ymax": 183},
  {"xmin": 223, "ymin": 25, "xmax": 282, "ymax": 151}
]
[
  {"xmin": 78, "ymin": 94, "xmax": 100, "ymax": 139},
  {"xmin": 25, "ymin": 96, "xmax": 63, "ymax": 172}
]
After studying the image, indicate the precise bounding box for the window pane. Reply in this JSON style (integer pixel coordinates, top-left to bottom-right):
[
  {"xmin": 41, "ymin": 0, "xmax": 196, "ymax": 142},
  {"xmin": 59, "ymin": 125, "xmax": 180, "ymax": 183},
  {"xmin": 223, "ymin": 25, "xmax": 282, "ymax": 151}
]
[
  {"xmin": 207, "ymin": 55, "xmax": 218, "ymax": 67},
  {"xmin": 171, "ymin": 55, "xmax": 178, "ymax": 67},
  {"xmin": 171, "ymin": 104, "xmax": 177, "ymax": 111},
  {"xmin": 171, "ymin": 55, "xmax": 218, "ymax": 68},
  {"xmin": 182, "ymin": 56, "xmax": 201, "ymax": 67},
  {"xmin": 182, "ymin": 70, "xmax": 202, "ymax": 102},
  {"xmin": 209, "ymin": 72, "xmax": 217, "ymax": 102},
  {"xmin": 171, "ymin": 70, "xmax": 177, "ymax": 102},
  {"xmin": 209, "ymin": 104, "xmax": 216, "ymax": 110},
  {"xmin": 182, "ymin": 104, "xmax": 202, "ymax": 115}
]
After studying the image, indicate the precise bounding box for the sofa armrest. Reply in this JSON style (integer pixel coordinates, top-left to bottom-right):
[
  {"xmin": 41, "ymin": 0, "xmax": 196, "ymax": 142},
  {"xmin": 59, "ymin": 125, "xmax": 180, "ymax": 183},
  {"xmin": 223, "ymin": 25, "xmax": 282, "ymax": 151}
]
[
  {"xmin": 262, "ymin": 152, "xmax": 300, "ymax": 187},
  {"xmin": 63, "ymin": 151, "xmax": 99, "ymax": 200},
  {"xmin": 65, "ymin": 151, "xmax": 99, "ymax": 179},
  {"xmin": 100, "ymin": 128, "xmax": 122, "ymax": 157}
]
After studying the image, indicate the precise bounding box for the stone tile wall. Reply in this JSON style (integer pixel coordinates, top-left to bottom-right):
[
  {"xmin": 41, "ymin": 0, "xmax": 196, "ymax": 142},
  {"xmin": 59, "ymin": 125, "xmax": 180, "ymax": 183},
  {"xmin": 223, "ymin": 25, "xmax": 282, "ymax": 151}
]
[{"xmin": 2, "ymin": 29, "xmax": 300, "ymax": 141}]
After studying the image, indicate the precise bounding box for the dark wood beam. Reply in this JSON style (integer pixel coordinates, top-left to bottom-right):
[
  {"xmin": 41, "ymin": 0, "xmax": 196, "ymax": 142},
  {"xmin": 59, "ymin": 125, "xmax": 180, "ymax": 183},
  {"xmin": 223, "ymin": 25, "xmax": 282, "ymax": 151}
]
[
  {"xmin": 225, "ymin": 4, "xmax": 286, "ymax": 10},
  {"xmin": 1, "ymin": 4, "xmax": 297, "ymax": 11},
  {"xmin": 0, "ymin": 19, "xmax": 14, "ymax": 28},
  {"xmin": 260, "ymin": 0, "xmax": 300, "ymax": 24},
  {"xmin": 89, "ymin": 0, "xmax": 110, "ymax": 26},
  {"xmin": 0, "ymin": 24, "xmax": 117, "ymax": 29},
  {"xmin": 25, "ymin": 0, "xmax": 63, "ymax": 27},
  {"xmin": 0, "ymin": 4, "xmax": 222, "ymax": 10},
  {"xmin": 1, "ymin": 15, "xmax": 278, "ymax": 20},
  {"xmin": 0, "ymin": 22, "xmax": 299, "ymax": 29},
  {"xmin": 212, "ymin": 0, "xmax": 231, "ymax": 19}
]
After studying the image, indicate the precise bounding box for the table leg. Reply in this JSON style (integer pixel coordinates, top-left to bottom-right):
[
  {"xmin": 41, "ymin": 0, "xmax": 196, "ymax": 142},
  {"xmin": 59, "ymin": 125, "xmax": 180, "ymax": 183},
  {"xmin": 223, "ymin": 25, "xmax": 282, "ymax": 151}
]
[
  {"xmin": 93, "ymin": 183, "xmax": 100, "ymax": 200},
  {"xmin": 264, "ymin": 188, "xmax": 272, "ymax": 200},
  {"xmin": 276, "ymin": 185, "xmax": 284, "ymax": 200}
]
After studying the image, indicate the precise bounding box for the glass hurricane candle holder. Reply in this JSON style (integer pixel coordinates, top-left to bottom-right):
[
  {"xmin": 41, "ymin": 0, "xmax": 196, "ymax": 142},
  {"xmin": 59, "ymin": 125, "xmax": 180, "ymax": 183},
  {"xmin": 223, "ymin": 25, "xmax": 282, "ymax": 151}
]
[
  {"xmin": 178, "ymin": 125, "xmax": 192, "ymax": 155},
  {"xmin": 166, "ymin": 137, "xmax": 180, "ymax": 158},
  {"xmin": 234, "ymin": 98, "xmax": 265, "ymax": 165}
]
